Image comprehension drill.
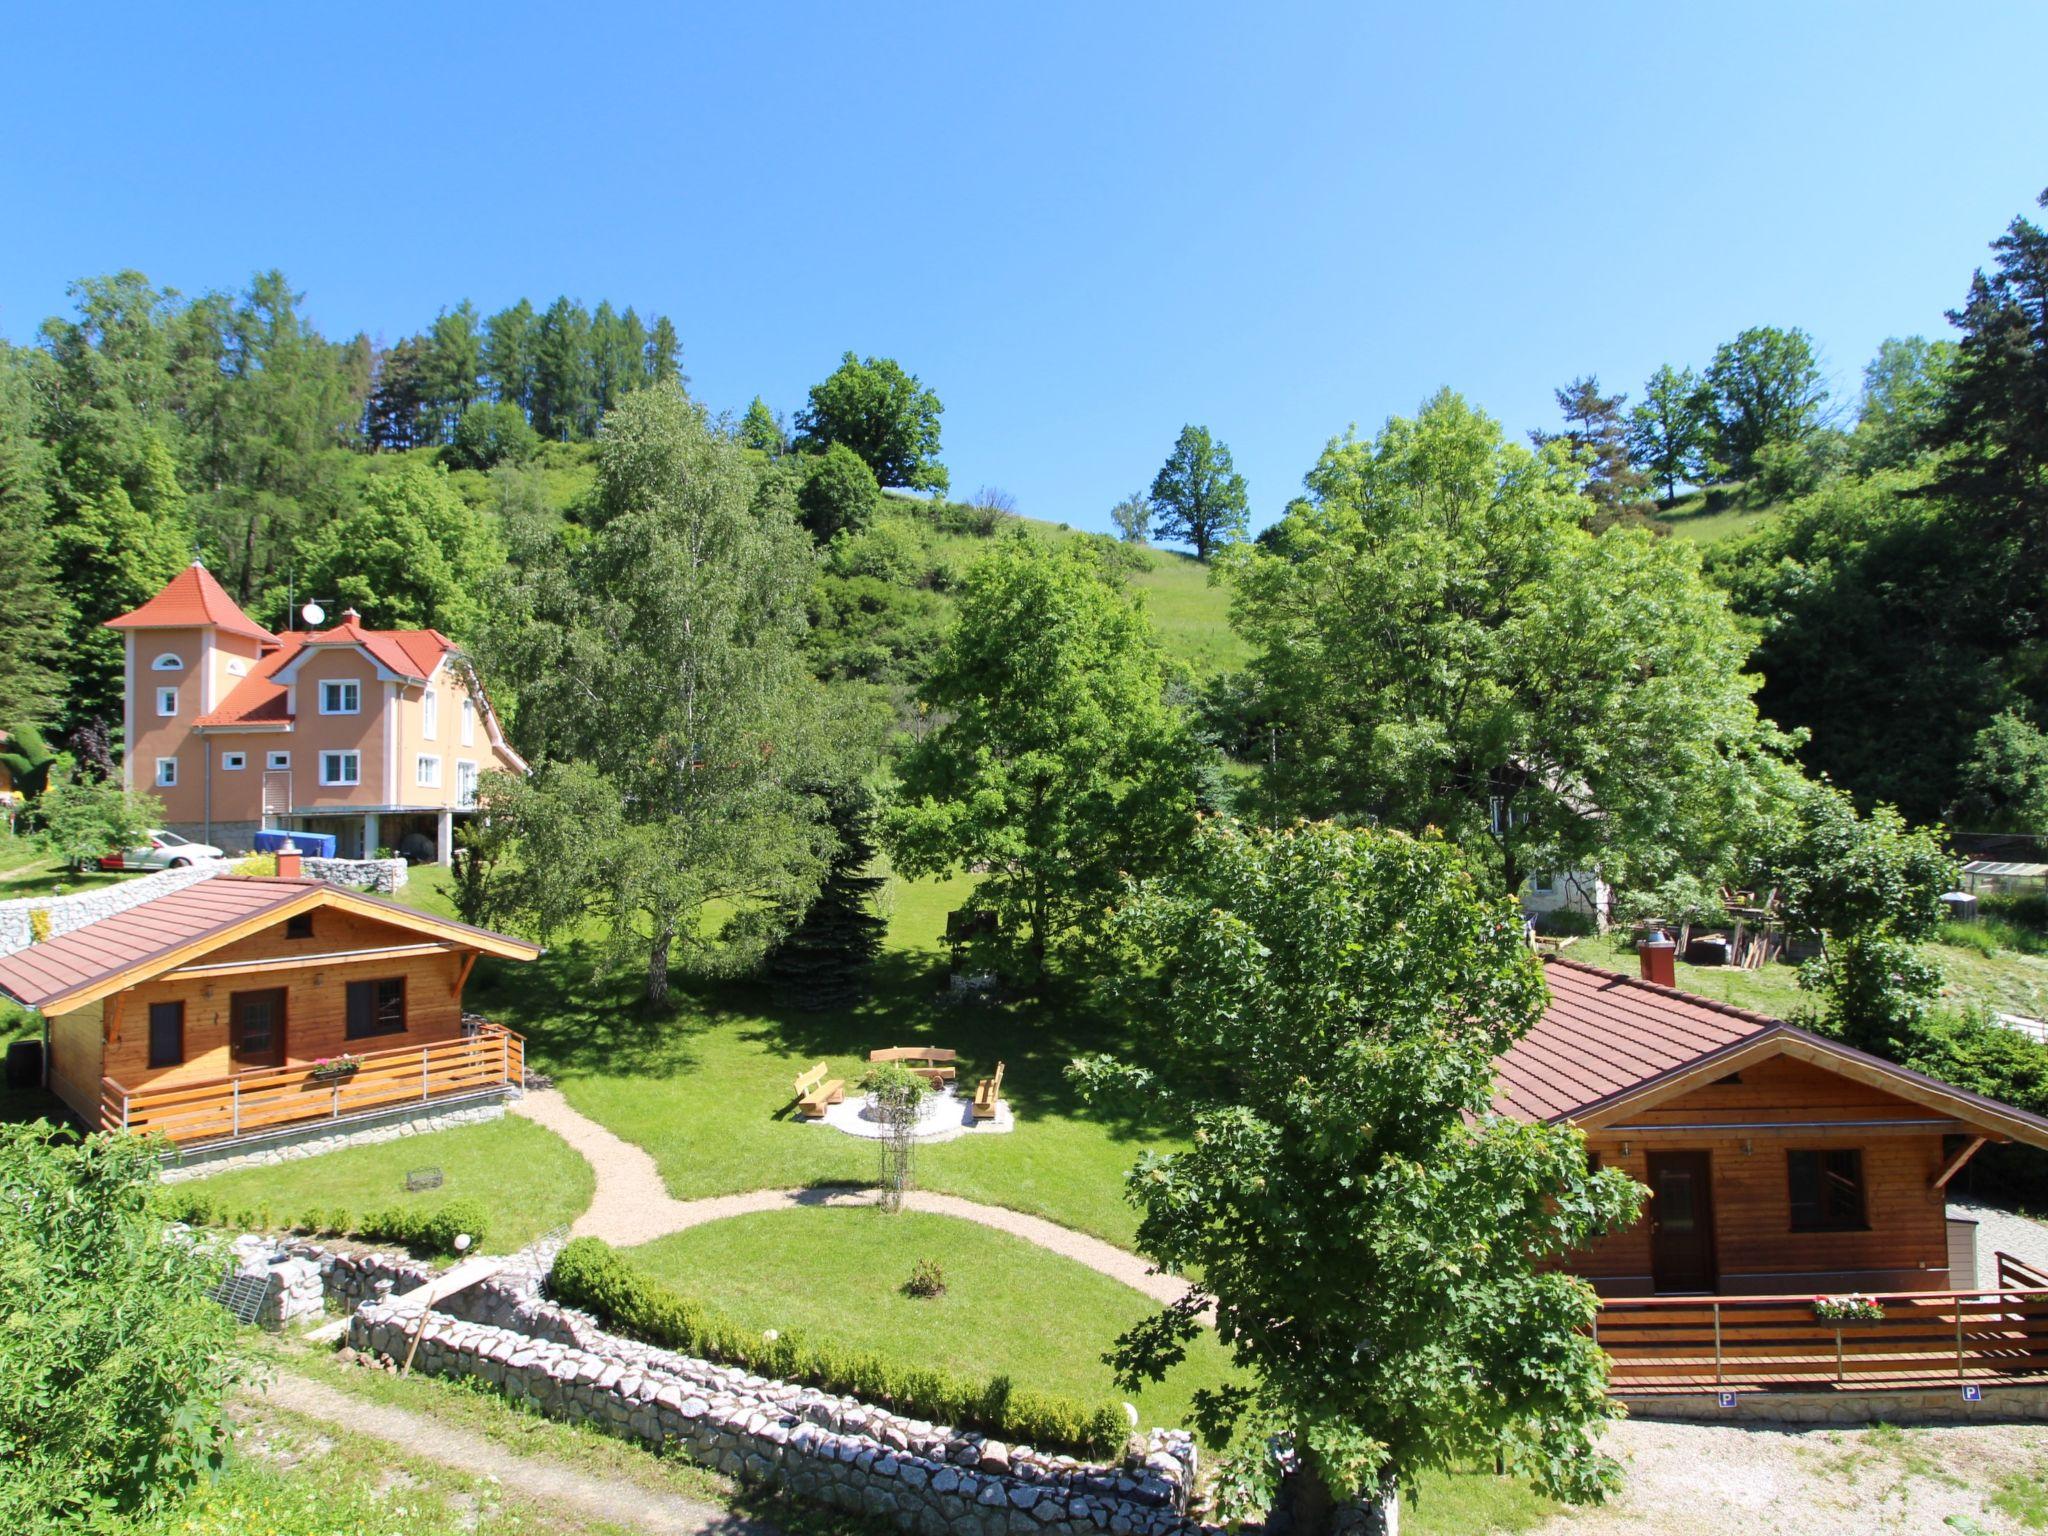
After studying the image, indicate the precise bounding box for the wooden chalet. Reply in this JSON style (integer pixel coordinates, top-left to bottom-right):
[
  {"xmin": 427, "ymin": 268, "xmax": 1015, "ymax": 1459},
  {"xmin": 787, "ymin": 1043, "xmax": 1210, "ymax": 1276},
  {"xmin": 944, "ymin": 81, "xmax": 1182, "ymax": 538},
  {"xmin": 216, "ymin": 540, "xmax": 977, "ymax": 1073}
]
[
  {"xmin": 0, "ymin": 864, "xmax": 539, "ymax": 1148},
  {"xmin": 1510, "ymin": 951, "xmax": 2048, "ymax": 1395}
]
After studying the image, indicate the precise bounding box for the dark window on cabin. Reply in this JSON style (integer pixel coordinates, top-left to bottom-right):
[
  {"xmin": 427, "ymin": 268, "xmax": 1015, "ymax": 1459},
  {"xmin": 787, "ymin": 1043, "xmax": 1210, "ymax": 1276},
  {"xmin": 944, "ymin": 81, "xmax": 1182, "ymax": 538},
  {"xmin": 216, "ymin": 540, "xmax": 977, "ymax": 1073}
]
[
  {"xmin": 285, "ymin": 913, "xmax": 314, "ymax": 940},
  {"xmin": 1788, "ymin": 1148, "xmax": 1867, "ymax": 1231},
  {"xmin": 345, "ymin": 977, "xmax": 407, "ymax": 1039},
  {"xmin": 147, "ymin": 1000, "xmax": 185, "ymax": 1068}
]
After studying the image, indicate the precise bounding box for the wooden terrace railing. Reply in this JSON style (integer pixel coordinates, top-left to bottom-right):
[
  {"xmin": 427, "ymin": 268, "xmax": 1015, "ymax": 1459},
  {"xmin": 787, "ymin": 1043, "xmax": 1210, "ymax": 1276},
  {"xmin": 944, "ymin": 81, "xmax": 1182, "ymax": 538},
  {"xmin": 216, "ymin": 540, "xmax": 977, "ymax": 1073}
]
[
  {"xmin": 100, "ymin": 1023, "xmax": 525, "ymax": 1146},
  {"xmin": 1597, "ymin": 1267, "xmax": 2048, "ymax": 1392}
]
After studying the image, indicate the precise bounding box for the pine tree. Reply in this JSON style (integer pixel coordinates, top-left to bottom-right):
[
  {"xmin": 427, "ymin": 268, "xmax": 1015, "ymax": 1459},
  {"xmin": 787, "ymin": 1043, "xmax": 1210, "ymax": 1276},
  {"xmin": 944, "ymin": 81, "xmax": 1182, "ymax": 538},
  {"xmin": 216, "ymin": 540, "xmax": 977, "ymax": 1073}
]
[
  {"xmin": 739, "ymin": 396, "xmax": 785, "ymax": 454},
  {"xmin": 531, "ymin": 297, "xmax": 595, "ymax": 441},
  {"xmin": 484, "ymin": 299, "xmax": 538, "ymax": 415},
  {"xmin": 0, "ymin": 423, "xmax": 71, "ymax": 732},
  {"xmin": 1532, "ymin": 375, "xmax": 1648, "ymax": 524},
  {"xmin": 767, "ymin": 781, "xmax": 888, "ymax": 1010},
  {"xmin": 644, "ymin": 315, "xmax": 683, "ymax": 389}
]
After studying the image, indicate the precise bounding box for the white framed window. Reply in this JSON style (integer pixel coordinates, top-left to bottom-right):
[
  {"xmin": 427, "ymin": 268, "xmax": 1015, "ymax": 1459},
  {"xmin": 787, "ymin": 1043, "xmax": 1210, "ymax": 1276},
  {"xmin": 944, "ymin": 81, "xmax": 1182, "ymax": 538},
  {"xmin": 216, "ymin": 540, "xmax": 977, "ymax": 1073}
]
[
  {"xmin": 1530, "ymin": 872, "xmax": 1558, "ymax": 897},
  {"xmin": 416, "ymin": 754, "xmax": 441, "ymax": 787},
  {"xmin": 220, "ymin": 751, "xmax": 247, "ymax": 771},
  {"xmin": 319, "ymin": 751, "xmax": 360, "ymax": 786},
  {"xmin": 319, "ymin": 679, "xmax": 361, "ymax": 715},
  {"xmin": 155, "ymin": 757, "xmax": 178, "ymax": 788},
  {"xmin": 155, "ymin": 686, "xmax": 179, "ymax": 717},
  {"xmin": 422, "ymin": 689, "xmax": 438, "ymax": 740},
  {"xmin": 460, "ymin": 697, "xmax": 475, "ymax": 746},
  {"xmin": 456, "ymin": 761, "xmax": 479, "ymax": 807},
  {"xmin": 266, "ymin": 750, "xmax": 291, "ymax": 771},
  {"xmin": 151, "ymin": 652, "xmax": 183, "ymax": 672}
]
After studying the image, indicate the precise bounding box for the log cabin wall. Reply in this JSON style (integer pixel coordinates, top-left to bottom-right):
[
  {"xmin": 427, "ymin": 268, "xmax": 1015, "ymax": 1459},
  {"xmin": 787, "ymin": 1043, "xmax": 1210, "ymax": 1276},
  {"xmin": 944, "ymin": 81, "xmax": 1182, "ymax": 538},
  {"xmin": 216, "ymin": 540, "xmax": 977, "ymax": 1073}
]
[
  {"xmin": 97, "ymin": 906, "xmax": 471, "ymax": 1093},
  {"xmin": 46, "ymin": 998, "xmax": 105, "ymax": 1122},
  {"xmin": 1570, "ymin": 1054, "xmax": 1954, "ymax": 1296}
]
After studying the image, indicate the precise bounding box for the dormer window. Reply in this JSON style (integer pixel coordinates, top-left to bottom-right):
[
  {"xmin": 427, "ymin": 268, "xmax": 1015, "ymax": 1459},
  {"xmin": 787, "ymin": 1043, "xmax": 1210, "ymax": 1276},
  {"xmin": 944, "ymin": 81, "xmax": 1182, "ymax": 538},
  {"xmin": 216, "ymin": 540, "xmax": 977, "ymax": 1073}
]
[
  {"xmin": 320, "ymin": 680, "xmax": 361, "ymax": 715},
  {"xmin": 151, "ymin": 653, "xmax": 184, "ymax": 672},
  {"xmin": 155, "ymin": 686, "xmax": 179, "ymax": 717}
]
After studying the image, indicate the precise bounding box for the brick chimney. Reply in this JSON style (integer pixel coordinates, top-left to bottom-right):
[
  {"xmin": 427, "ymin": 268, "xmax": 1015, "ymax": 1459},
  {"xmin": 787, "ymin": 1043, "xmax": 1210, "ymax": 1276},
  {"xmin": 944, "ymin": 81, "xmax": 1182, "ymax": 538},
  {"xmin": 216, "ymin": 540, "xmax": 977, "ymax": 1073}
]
[
  {"xmin": 276, "ymin": 841, "xmax": 303, "ymax": 880},
  {"xmin": 1637, "ymin": 927, "xmax": 1677, "ymax": 988}
]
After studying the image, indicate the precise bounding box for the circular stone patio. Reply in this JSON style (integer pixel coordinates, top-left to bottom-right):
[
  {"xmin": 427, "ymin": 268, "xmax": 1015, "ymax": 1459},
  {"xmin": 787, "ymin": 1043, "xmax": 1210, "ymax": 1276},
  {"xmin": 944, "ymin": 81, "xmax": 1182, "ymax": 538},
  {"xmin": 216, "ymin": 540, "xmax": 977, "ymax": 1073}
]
[{"xmin": 811, "ymin": 1084, "xmax": 1015, "ymax": 1143}]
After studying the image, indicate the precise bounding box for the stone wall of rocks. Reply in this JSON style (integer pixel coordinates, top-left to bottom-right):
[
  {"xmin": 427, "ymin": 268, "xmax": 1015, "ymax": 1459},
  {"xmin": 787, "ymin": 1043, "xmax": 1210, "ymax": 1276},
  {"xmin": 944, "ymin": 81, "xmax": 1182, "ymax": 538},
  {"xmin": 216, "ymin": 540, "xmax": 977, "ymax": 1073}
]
[
  {"xmin": 0, "ymin": 860, "xmax": 225, "ymax": 956},
  {"xmin": 304, "ymin": 856, "xmax": 409, "ymax": 893},
  {"xmin": 347, "ymin": 1293, "xmax": 1201, "ymax": 1536},
  {"xmin": 161, "ymin": 1098, "xmax": 509, "ymax": 1182}
]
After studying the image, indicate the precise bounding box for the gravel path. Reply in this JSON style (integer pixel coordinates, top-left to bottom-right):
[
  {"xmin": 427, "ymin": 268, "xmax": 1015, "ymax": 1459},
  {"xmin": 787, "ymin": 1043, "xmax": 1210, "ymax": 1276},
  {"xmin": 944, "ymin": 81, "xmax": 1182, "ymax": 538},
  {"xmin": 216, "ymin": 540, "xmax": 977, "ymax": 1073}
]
[
  {"xmin": 512, "ymin": 1089, "xmax": 1204, "ymax": 1313},
  {"xmin": 262, "ymin": 1370, "xmax": 772, "ymax": 1534},
  {"xmin": 1529, "ymin": 1416, "xmax": 2048, "ymax": 1535},
  {"xmin": 1950, "ymin": 1196, "xmax": 2048, "ymax": 1288}
]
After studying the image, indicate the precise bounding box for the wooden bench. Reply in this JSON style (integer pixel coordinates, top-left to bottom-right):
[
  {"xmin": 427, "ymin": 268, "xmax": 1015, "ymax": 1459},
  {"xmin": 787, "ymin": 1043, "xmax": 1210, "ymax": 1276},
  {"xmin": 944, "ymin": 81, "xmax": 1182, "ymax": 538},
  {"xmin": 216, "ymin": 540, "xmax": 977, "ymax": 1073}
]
[
  {"xmin": 793, "ymin": 1062, "xmax": 845, "ymax": 1120},
  {"xmin": 867, "ymin": 1046, "xmax": 958, "ymax": 1086},
  {"xmin": 972, "ymin": 1061, "xmax": 1005, "ymax": 1121}
]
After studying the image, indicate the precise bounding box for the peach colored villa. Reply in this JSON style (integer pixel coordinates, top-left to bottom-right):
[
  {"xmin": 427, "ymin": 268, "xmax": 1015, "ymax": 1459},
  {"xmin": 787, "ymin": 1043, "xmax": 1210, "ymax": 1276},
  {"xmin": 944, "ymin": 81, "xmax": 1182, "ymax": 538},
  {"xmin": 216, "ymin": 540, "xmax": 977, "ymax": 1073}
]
[{"xmin": 108, "ymin": 563, "xmax": 526, "ymax": 861}]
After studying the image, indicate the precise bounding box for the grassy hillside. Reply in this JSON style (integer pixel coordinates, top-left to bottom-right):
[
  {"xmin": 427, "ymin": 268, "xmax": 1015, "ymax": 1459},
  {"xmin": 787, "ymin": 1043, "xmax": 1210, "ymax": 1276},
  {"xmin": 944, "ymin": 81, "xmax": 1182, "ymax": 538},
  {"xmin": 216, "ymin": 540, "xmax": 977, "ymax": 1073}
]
[{"xmin": 1647, "ymin": 484, "xmax": 1787, "ymax": 546}]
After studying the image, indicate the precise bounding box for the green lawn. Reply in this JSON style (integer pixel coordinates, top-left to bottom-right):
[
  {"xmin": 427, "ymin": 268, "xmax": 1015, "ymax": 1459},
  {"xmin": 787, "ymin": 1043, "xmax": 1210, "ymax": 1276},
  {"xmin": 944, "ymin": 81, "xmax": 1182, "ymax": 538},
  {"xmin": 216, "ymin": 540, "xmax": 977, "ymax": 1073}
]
[
  {"xmin": 1648, "ymin": 485, "xmax": 1785, "ymax": 545},
  {"xmin": 453, "ymin": 867, "xmax": 1182, "ymax": 1247},
  {"xmin": 0, "ymin": 853, "xmax": 138, "ymax": 900},
  {"xmin": 184, "ymin": 1112, "xmax": 594, "ymax": 1253},
  {"xmin": 625, "ymin": 1206, "xmax": 1235, "ymax": 1436}
]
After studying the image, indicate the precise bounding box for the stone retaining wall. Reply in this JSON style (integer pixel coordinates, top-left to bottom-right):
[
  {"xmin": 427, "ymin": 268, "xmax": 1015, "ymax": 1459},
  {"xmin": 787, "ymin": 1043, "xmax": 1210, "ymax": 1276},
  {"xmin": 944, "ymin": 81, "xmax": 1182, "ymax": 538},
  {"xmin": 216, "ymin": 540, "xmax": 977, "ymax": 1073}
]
[
  {"xmin": 0, "ymin": 860, "xmax": 224, "ymax": 956},
  {"xmin": 348, "ymin": 1295, "xmax": 1202, "ymax": 1536},
  {"xmin": 304, "ymin": 855, "xmax": 409, "ymax": 893},
  {"xmin": 1618, "ymin": 1386, "xmax": 2048, "ymax": 1425}
]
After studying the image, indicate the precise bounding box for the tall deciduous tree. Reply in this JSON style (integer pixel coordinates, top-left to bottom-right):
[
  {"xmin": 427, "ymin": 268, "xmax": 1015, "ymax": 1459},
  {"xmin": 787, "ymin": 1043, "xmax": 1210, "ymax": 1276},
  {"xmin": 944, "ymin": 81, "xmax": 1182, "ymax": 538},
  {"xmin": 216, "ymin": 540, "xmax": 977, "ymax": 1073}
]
[
  {"xmin": 481, "ymin": 383, "xmax": 844, "ymax": 1002},
  {"xmin": 290, "ymin": 457, "xmax": 502, "ymax": 634},
  {"xmin": 0, "ymin": 364, "xmax": 70, "ymax": 731},
  {"xmin": 885, "ymin": 535, "xmax": 1207, "ymax": 973},
  {"xmin": 1109, "ymin": 490, "xmax": 1150, "ymax": 543},
  {"xmin": 1705, "ymin": 325, "xmax": 1829, "ymax": 484},
  {"xmin": 1628, "ymin": 363, "xmax": 1713, "ymax": 499},
  {"xmin": 1852, "ymin": 335, "xmax": 1955, "ymax": 472},
  {"xmin": 1229, "ymin": 390, "xmax": 1782, "ymax": 897},
  {"xmin": 1071, "ymin": 821, "xmax": 1642, "ymax": 1533},
  {"xmin": 1148, "ymin": 425, "xmax": 1248, "ymax": 560},
  {"xmin": 794, "ymin": 353, "xmax": 947, "ymax": 492}
]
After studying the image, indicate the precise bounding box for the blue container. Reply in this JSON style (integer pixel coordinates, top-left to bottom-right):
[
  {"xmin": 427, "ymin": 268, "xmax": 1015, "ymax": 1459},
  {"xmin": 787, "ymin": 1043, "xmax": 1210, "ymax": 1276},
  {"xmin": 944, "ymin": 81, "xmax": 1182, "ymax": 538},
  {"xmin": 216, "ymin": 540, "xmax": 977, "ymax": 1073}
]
[{"xmin": 254, "ymin": 828, "xmax": 337, "ymax": 859}]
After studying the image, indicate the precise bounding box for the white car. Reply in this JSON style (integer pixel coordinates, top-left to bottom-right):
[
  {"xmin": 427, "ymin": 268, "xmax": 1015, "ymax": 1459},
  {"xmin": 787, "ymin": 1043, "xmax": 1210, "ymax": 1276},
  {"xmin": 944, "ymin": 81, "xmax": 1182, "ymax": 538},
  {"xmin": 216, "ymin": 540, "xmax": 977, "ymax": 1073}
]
[{"xmin": 101, "ymin": 829, "xmax": 227, "ymax": 871}]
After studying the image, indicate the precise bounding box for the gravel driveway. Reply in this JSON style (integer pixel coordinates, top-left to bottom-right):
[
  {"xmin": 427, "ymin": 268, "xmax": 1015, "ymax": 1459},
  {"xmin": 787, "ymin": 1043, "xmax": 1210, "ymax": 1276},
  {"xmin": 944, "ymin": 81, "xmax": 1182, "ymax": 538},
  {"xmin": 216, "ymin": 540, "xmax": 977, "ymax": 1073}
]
[{"xmin": 1952, "ymin": 1197, "xmax": 2048, "ymax": 1288}]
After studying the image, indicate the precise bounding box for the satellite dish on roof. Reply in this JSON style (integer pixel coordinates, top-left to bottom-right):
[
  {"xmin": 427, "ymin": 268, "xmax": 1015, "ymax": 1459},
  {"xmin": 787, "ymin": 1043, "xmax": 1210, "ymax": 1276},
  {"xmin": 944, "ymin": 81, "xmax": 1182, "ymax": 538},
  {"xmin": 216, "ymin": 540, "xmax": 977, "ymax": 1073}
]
[{"xmin": 300, "ymin": 601, "xmax": 326, "ymax": 628}]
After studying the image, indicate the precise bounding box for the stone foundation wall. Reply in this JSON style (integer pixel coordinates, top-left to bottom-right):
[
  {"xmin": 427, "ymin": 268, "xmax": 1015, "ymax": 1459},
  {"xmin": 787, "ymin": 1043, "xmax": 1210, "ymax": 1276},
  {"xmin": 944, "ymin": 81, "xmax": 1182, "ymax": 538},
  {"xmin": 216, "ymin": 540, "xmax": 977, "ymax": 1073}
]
[
  {"xmin": 160, "ymin": 1098, "xmax": 509, "ymax": 1181},
  {"xmin": 304, "ymin": 856, "xmax": 409, "ymax": 893},
  {"xmin": 1618, "ymin": 1386, "xmax": 2048, "ymax": 1425},
  {"xmin": 0, "ymin": 860, "xmax": 224, "ymax": 956}
]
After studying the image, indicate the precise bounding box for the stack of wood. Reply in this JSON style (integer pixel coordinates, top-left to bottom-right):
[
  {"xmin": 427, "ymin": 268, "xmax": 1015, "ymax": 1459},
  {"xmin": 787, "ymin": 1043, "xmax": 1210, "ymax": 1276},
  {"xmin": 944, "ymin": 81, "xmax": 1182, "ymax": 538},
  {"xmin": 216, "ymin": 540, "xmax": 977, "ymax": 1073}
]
[{"xmin": 1719, "ymin": 887, "xmax": 1784, "ymax": 971}]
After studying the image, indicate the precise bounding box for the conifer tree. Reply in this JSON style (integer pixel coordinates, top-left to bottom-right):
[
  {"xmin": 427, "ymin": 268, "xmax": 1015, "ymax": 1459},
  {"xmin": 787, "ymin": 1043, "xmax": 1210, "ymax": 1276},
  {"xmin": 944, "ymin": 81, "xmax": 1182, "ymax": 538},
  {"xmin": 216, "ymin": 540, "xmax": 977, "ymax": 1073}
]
[{"xmin": 767, "ymin": 780, "xmax": 888, "ymax": 1010}]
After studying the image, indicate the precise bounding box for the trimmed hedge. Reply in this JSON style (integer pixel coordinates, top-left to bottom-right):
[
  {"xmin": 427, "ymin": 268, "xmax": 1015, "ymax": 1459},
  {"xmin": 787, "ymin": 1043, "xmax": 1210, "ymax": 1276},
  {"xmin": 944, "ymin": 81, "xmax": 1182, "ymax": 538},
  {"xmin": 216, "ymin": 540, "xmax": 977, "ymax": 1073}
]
[
  {"xmin": 156, "ymin": 1185, "xmax": 491, "ymax": 1257},
  {"xmin": 549, "ymin": 1237, "xmax": 1128, "ymax": 1458}
]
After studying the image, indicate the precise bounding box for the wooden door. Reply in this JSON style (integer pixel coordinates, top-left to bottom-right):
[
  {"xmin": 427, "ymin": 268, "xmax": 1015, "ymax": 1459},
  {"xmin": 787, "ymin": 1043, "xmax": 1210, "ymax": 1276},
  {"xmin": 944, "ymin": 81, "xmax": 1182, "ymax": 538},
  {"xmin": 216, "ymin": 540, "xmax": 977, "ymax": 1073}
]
[
  {"xmin": 1646, "ymin": 1150, "xmax": 1717, "ymax": 1293},
  {"xmin": 229, "ymin": 988, "xmax": 287, "ymax": 1069}
]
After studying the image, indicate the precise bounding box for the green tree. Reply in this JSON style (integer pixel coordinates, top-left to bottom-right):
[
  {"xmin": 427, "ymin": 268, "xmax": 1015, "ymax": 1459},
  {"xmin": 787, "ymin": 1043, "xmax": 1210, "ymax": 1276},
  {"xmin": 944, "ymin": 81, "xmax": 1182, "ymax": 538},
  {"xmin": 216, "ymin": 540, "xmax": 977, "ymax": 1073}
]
[
  {"xmin": 0, "ymin": 724, "xmax": 59, "ymax": 799},
  {"xmin": 1952, "ymin": 710, "xmax": 2048, "ymax": 833},
  {"xmin": 1627, "ymin": 364, "xmax": 1712, "ymax": 499},
  {"xmin": 423, "ymin": 300, "xmax": 485, "ymax": 438},
  {"xmin": 796, "ymin": 441, "xmax": 880, "ymax": 542},
  {"xmin": 531, "ymin": 296, "xmax": 596, "ymax": 441},
  {"xmin": 794, "ymin": 352, "xmax": 947, "ymax": 492},
  {"xmin": 447, "ymin": 399, "xmax": 539, "ymax": 470},
  {"xmin": 484, "ymin": 298, "xmax": 538, "ymax": 414},
  {"xmin": 31, "ymin": 766, "xmax": 162, "ymax": 867},
  {"xmin": 766, "ymin": 779, "xmax": 888, "ymax": 1010},
  {"xmin": 1109, "ymin": 490, "xmax": 1150, "ymax": 543},
  {"xmin": 1852, "ymin": 335, "xmax": 1955, "ymax": 472},
  {"xmin": 739, "ymin": 395, "xmax": 786, "ymax": 455},
  {"xmin": 1148, "ymin": 424, "xmax": 1248, "ymax": 561},
  {"xmin": 0, "ymin": 398, "xmax": 70, "ymax": 731},
  {"xmin": 886, "ymin": 534, "xmax": 1207, "ymax": 973},
  {"xmin": 292, "ymin": 457, "xmax": 502, "ymax": 634},
  {"xmin": 1532, "ymin": 375, "xmax": 1647, "ymax": 522},
  {"xmin": 1231, "ymin": 390, "xmax": 1782, "ymax": 897},
  {"xmin": 1705, "ymin": 325, "xmax": 1829, "ymax": 484},
  {"xmin": 1071, "ymin": 821, "xmax": 1641, "ymax": 1532},
  {"xmin": 644, "ymin": 314, "xmax": 683, "ymax": 389},
  {"xmin": 0, "ymin": 1125, "xmax": 242, "ymax": 1534},
  {"xmin": 481, "ymin": 383, "xmax": 844, "ymax": 1002}
]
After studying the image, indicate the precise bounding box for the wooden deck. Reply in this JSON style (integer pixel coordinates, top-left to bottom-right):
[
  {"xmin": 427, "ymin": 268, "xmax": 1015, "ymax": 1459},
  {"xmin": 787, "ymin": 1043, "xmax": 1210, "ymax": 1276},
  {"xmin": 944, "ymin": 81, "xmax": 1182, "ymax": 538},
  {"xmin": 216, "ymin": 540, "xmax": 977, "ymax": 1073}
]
[
  {"xmin": 1599, "ymin": 1253, "xmax": 2048, "ymax": 1394},
  {"xmin": 100, "ymin": 1023, "xmax": 524, "ymax": 1146}
]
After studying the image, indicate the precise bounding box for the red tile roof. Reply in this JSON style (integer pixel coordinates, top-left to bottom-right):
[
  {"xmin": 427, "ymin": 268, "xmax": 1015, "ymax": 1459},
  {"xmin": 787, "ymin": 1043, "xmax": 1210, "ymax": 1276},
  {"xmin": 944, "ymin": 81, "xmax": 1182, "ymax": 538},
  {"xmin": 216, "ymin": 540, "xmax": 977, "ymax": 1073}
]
[
  {"xmin": 192, "ymin": 620, "xmax": 458, "ymax": 729},
  {"xmin": 193, "ymin": 633, "xmax": 305, "ymax": 728},
  {"xmin": 0, "ymin": 877, "xmax": 308, "ymax": 1010},
  {"xmin": 1493, "ymin": 957, "xmax": 1779, "ymax": 1121},
  {"xmin": 104, "ymin": 562, "xmax": 276, "ymax": 643}
]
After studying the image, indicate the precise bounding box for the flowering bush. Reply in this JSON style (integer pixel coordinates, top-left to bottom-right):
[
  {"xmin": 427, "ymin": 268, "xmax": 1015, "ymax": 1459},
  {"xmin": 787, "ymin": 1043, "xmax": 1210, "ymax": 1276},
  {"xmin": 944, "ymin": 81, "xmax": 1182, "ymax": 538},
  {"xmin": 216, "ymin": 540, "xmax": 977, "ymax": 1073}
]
[
  {"xmin": 307, "ymin": 1053, "xmax": 363, "ymax": 1078},
  {"xmin": 1813, "ymin": 1292, "xmax": 1886, "ymax": 1323}
]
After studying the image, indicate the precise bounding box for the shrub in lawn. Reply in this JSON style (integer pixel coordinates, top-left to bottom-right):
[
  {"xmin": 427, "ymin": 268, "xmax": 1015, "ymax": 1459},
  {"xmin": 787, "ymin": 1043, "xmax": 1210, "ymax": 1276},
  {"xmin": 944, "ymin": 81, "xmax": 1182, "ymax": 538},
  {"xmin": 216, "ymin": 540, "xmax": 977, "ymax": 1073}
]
[
  {"xmin": 153, "ymin": 1185, "xmax": 487, "ymax": 1256},
  {"xmin": 549, "ymin": 1238, "xmax": 1126, "ymax": 1456},
  {"xmin": 903, "ymin": 1257, "xmax": 946, "ymax": 1297}
]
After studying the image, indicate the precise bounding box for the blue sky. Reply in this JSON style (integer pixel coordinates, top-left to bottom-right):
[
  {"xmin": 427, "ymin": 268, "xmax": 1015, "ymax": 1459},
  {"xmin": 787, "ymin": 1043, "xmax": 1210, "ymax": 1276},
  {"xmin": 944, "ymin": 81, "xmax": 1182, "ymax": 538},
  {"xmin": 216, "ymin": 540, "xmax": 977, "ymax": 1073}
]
[{"xmin": 4, "ymin": 2, "xmax": 2044, "ymax": 535}]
